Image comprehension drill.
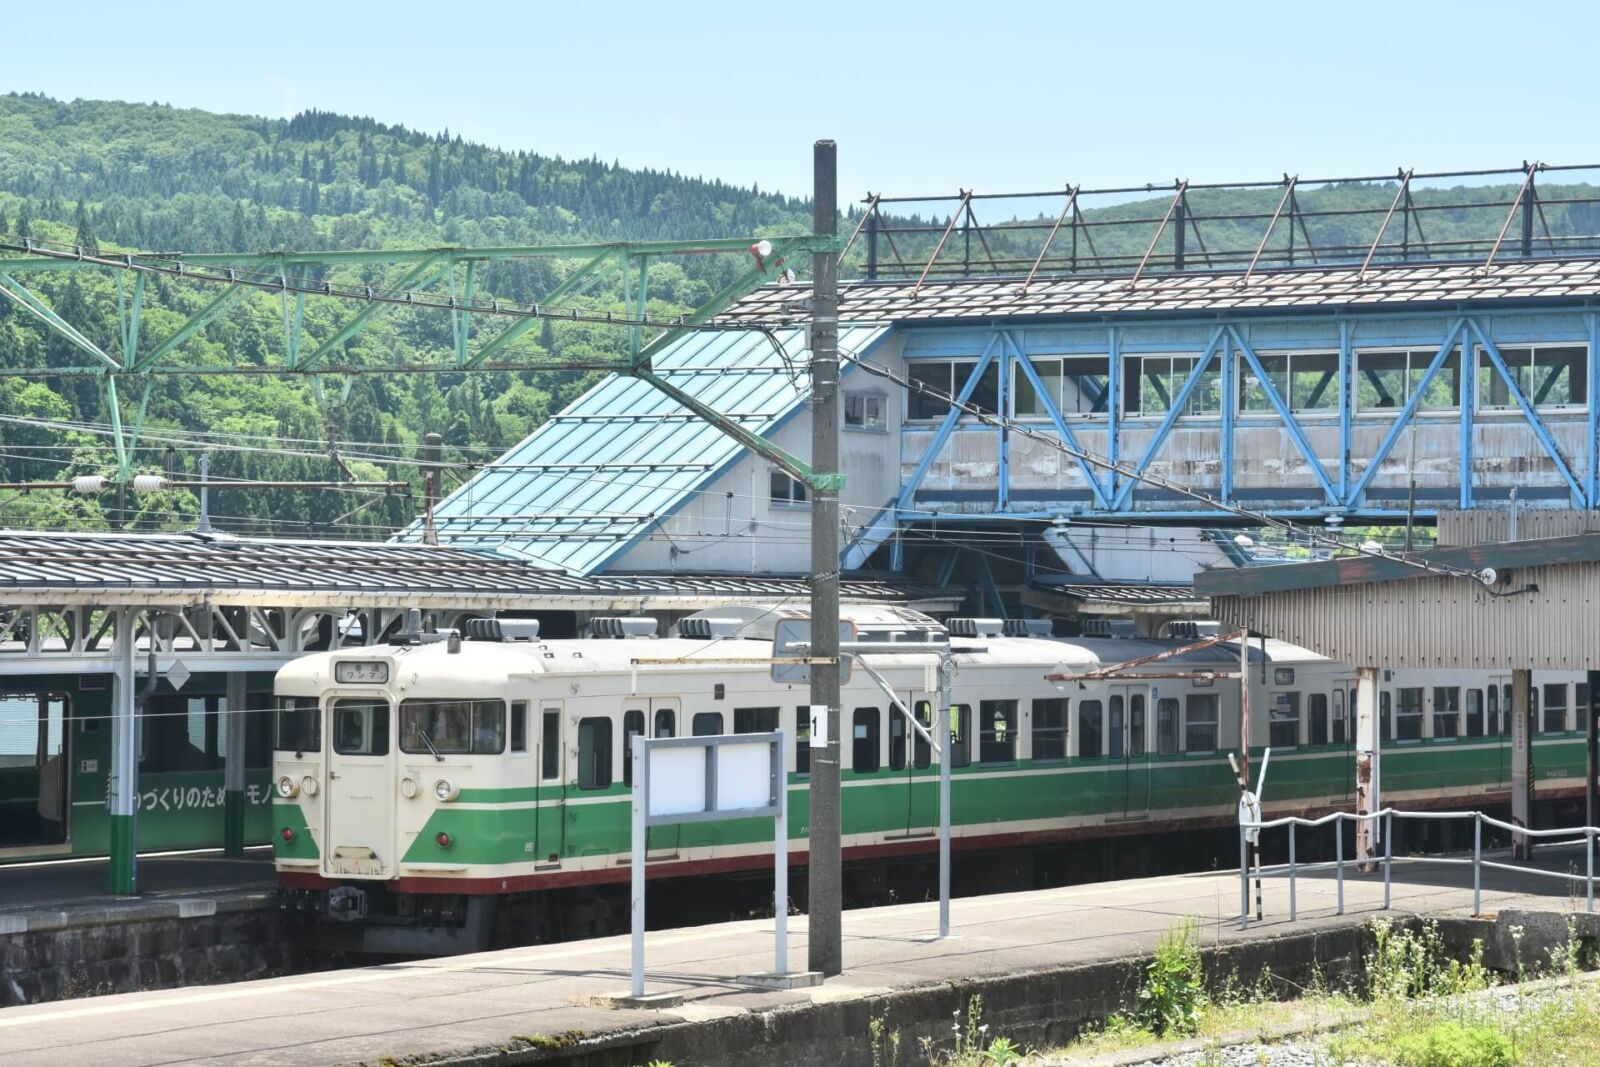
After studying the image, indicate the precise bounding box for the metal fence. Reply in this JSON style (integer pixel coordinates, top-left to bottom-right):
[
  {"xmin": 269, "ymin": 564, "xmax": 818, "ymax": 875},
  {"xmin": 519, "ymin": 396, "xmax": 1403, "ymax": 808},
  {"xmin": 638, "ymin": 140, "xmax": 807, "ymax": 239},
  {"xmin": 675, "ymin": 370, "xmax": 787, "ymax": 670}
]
[{"xmin": 1238, "ymin": 808, "xmax": 1598, "ymax": 930}]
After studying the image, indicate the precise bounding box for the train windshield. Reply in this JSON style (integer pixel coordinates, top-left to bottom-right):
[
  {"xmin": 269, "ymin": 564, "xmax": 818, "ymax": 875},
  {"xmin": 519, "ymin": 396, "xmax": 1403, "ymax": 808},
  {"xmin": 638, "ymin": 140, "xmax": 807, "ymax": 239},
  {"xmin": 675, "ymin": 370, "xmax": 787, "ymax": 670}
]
[
  {"xmin": 273, "ymin": 696, "xmax": 321, "ymax": 753},
  {"xmin": 400, "ymin": 699, "xmax": 506, "ymax": 755}
]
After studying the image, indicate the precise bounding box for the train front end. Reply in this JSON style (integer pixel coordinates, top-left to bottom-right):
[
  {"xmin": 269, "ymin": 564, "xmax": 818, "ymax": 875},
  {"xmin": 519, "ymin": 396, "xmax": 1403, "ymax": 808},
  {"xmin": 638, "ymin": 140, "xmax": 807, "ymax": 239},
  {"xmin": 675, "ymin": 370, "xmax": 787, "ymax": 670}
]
[{"xmin": 271, "ymin": 637, "xmax": 529, "ymax": 953}]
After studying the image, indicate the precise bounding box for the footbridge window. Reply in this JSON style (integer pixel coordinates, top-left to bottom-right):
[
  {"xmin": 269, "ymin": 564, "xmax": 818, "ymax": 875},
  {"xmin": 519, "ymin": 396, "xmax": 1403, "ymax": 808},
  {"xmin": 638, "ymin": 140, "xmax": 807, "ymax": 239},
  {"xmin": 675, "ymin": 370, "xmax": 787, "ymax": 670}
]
[
  {"xmin": 1125, "ymin": 354, "xmax": 1220, "ymax": 418},
  {"xmin": 907, "ymin": 359, "xmax": 998, "ymax": 420},
  {"xmin": 1356, "ymin": 348, "xmax": 1460, "ymax": 411},
  {"xmin": 1014, "ymin": 357, "xmax": 1110, "ymax": 417},
  {"xmin": 1478, "ymin": 344, "xmax": 1587, "ymax": 411},
  {"xmin": 1240, "ymin": 351, "xmax": 1339, "ymax": 414}
]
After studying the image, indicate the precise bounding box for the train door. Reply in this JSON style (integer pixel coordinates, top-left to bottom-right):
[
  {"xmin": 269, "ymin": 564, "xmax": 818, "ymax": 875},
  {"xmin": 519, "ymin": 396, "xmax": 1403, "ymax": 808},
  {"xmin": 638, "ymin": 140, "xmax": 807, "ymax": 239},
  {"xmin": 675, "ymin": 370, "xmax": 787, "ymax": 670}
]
[
  {"xmin": 532, "ymin": 700, "xmax": 567, "ymax": 864},
  {"xmin": 1110, "ymin": 683, "xmax": 1151, "ymax": 820},
  {"xmin": 895, "ymin": 691, "xmax": 937, "ymax": 837},
  {"xmin": 1487, "ymin": 674, "xmax": 1511, "ymax": 786},
  {"xmin": 0, "ymin": 692, "xmax": 67, "ymax": 849},
  {"xmin": 322, "ymin": 697, "xmax": 393, "ymax": 878}
]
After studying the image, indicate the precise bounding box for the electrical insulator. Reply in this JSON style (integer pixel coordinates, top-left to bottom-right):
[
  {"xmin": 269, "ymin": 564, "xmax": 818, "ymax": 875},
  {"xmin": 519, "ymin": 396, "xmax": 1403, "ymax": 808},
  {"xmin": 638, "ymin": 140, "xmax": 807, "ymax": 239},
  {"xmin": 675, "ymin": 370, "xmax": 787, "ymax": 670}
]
[
  {"xmin": 70, "ymin": 475, "xmax": 108, "ymax": 495},
  {"xmin": 131, "ymin": 474, "xmax": 170, "ymax": 494}
]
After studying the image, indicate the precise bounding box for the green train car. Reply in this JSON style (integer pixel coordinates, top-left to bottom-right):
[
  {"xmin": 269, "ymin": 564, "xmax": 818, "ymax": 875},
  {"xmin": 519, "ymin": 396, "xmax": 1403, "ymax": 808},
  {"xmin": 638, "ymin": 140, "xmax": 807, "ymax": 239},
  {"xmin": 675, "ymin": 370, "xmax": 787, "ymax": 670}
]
[
  {"xmin": 271, "ymin": 607, "xmax": 1589, "ymax": 953},
  {"xmin": 0, "ymin": 673, "xmax": 277, "ymax": 860}
]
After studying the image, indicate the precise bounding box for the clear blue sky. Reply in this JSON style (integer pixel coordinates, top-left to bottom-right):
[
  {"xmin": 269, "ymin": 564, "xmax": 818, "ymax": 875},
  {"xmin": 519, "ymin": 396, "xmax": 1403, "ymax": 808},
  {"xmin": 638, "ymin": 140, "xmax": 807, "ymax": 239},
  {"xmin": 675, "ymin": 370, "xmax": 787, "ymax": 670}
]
[{"xmin": 8, "ymin": 1, "xmax": 1599, "ymax": 202}]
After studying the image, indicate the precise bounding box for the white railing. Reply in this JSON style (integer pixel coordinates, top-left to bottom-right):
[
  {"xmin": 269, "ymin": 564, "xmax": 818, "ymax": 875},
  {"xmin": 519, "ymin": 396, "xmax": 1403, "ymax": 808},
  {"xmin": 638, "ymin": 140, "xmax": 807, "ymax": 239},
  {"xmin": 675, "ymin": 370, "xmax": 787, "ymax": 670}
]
[{"xmin": 1238, "ymin": 808, "xmax": 1598, "ymax": 929}]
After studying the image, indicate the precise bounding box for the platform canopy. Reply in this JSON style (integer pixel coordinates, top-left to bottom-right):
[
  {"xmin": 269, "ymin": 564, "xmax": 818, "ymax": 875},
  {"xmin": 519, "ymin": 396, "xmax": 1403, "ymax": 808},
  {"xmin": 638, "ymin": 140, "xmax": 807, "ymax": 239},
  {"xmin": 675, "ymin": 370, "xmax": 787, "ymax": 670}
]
[{"xmin": 1196, "ymin": 532, "xmax": 1600, "ymax": 669}]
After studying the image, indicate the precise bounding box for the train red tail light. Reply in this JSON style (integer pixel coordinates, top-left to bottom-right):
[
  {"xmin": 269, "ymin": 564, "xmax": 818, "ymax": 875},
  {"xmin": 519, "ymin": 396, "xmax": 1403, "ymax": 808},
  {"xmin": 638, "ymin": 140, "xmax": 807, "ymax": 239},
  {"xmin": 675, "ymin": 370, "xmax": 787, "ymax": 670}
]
[
  {"xmin": 436, "ymin": 831, "xmax": 452, "ymax": 848},
  {"xmin": 280, "ymin": 826, "xmax": 295, "ymax": 843}
]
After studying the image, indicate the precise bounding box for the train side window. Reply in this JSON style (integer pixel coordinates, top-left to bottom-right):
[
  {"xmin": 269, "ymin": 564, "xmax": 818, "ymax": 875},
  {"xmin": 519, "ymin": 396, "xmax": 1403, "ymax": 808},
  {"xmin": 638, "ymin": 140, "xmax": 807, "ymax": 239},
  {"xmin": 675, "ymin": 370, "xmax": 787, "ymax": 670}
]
[
  {"xmin": 1184, "ymin": 694, "xmax": 1218, "ymax": 753},
  {"xmin": 1269, "ymin": 692, "xmax": 1300, "ymax": 748},
  {"xmin": 1531, "ymin": 686, "xmax": 1541, "ymax": 734},
  {"xmin": 143, "ymin": 694, "xmax": 218, "ymax": 772},
  {"xmin": 653, "ymin": 708, "xmax": 675, "ymax": 738},
  {"xmin": 332, "ymin": 699, "xmax": 389, "ymax": 757},
  {"xmin": 577, "ymin": 717, "xmax": 612, "ymax": 790},
  {"xmin": 1432, "ymin": 687, "xmax": 1460, "ymax": 739},
  {"xmin": 274, "ymin": 696, "xmax": 321, "ymax": 754},
  {"xmin": 1380, "ymin": 691, "xmax": 1392, "ymax": 739},
  {"xmin": 1395, "ymin": 688, "xmax": 1423, "ymax": 741},
  {"xmin": 1502, "ymin": 684, "xmax": 1513, "ymax": 735},
  {"xmin": 1308, "ymin": 694, "xmax": 1328, "ymax": 746},
  {"xmin": 951, "ymin": 704, "xmax": 972, "ymax": 768},
  {"xmin": 1078, "ymin": 700, "xmax": 1103, "ymax": 759},
  {"xmin": 1031, "ymin": 698, "xmax": 1068, "ymax": 761},
  {"xmin": 1542, "ymin": 683, "xmax": 1567, "ymax": 733},
  {"xmin": 1581, "ymin": 683, "xmax": 1592, "ymax": 720},
  {"xmin": 540, "ymin": 711, "xmax": 560, "ymax": 780},
  {"xmin": 1331, "ymin": 689, "xmax": 1346, "ymax": 745},
  {"xmin": 510, "ymin": 702, "xmax": 527, "ymax": 753},
  {"xmin": 852, "ymin": 707, "xmax": 881, "ymax": 773},
  {"xmin": 1109, "ymin": 696, "xmax": 1125, "ymax": 759},
  {"xmin": 978, "ymin": 699, "xmax": 1017, "ymax": 763},
  {"xmin": 692, "ymin": 712, "xmax": 723, "ymax": 736},
  {"xmin": 622, "ymin": 710, "xmax": 645, "ymax": 786},
  {"xmin": 914, "ymin": 701, "xmax": 934, "ymax": 768},
  {"xmin": 1155, "ymin": 698, "xmax": 1179, "ymax": 756},
  {"xmin": 1465, "ymin": 690, "xmax": 1484, "ymax": 737},
  {"xmin": 734, "ymin": 707, "xmax": 778, "ymax": 733},
  {"xmin": 888, "ymin": 710, "xmax": 907, "ymax": 771},
  {"xmin": 793, "ymin": 706, "xmax": 810, "ymax": 776},
  {"xmin": 1486, "ymin": 685, "xmax": 1500, "ymax": 736}
]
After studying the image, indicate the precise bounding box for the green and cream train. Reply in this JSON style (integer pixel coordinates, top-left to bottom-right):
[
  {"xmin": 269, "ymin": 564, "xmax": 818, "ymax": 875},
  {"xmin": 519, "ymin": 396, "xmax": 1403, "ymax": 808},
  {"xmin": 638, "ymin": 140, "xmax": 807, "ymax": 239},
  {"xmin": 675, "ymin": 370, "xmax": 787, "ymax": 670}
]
[{"xmin": 270, "ymin": 605, "xmax": 1591, "ymax": 953}]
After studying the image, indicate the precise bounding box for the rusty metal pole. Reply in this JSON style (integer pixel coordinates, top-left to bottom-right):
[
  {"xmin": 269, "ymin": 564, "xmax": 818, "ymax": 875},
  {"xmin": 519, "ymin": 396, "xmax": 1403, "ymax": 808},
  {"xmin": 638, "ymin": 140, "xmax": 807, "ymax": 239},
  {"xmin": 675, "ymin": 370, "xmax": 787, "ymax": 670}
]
[
  {"xmin": 1513, "ymin": 668, "xmax": 1533, "ymax": 859},
  {"xmin": 1355, "ymin": 666, "xmax": 1380, "ymax": 864},
  {"xmin": 422, "ymin": 431, "xmax": 442, "ymax": 546}
]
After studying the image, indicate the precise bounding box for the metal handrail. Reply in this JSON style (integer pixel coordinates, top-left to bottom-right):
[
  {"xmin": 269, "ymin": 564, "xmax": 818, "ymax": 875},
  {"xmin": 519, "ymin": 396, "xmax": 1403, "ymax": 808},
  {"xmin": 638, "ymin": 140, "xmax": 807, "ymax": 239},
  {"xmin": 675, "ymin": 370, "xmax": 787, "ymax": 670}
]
[{"xmin": 1238, "ymin": 807, "xmax": 1597, "ymax": 929}]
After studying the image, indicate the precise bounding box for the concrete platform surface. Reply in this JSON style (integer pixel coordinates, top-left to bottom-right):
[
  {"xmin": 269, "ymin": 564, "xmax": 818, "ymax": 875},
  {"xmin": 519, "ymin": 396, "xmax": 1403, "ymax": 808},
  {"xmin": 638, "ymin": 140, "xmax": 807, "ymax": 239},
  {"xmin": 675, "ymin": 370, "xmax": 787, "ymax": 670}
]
[
  {"xmin": 0, "ymin": 854, "xmax": 1588, "ymax": 1067},
  {"xmin": 0, "ymin": 847, "xmax": 275, "ymax": 913}
]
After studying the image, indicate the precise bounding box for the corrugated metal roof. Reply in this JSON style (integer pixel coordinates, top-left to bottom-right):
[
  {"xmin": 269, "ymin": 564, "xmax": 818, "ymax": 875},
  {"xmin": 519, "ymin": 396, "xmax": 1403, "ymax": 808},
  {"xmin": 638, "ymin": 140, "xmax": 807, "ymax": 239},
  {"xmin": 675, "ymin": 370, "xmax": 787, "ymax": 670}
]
[
  {"xmin": 722, "ymin": 256, "xmax": 1600, "ymax": 325},
  {"xmin": 1030, "ymin": 578, "xmax": 1204, "ymax": 605},
  {"xmin": 406, "ymin": 325, "xmax": 888, "ymax": 574},
  {"xmin": 0, "ymin": 531, "xmax": 955, "ymax": 607}
]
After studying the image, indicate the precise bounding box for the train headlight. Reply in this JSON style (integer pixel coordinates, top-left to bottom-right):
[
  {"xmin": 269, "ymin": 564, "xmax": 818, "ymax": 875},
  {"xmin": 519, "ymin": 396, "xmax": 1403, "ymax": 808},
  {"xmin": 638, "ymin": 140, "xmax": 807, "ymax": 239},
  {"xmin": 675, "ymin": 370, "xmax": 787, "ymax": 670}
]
[
  {"xmin": 276, "ymin": 775, "xmax": 299, "ymax": 799},
  {"xmin": 433, "ymin": 778, "xmax": 459, "ymax": 802},
  {"xmin": 400, "ymin": 777, "xmax": 419, "ymax": 799},
  {"xmin": 300, "ymin": 775, "xmax": 319, "ymax": 797}
]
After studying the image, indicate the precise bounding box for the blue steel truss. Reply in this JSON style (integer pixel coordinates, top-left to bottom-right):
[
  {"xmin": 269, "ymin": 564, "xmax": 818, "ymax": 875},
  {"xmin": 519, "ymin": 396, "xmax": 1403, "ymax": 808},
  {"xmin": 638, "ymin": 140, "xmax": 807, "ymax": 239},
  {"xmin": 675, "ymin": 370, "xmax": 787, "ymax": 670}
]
[{"xmin": 887, "ymin": 304, "xmax": 1600, "ymax": 568}]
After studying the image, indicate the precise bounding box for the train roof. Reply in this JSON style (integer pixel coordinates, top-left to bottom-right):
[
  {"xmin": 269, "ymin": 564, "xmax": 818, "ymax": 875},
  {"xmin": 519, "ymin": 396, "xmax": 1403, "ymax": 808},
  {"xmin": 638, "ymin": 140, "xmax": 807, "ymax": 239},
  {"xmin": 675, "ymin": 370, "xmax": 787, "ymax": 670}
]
[{"xmin": 275, "ymin": 629, "xmax": 1327, "ymax": 690}]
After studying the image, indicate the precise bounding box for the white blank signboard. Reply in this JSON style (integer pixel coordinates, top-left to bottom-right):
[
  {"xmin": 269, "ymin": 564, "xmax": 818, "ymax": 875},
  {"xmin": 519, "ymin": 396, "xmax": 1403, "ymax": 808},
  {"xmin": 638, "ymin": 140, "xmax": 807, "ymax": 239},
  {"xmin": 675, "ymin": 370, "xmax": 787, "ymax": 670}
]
[
  {"xmin": 648, "ymin": 746, "xmax": 708, "ymax": 818},
  {"xmin": 715, "ymin": 743, "xmax": 772, "ymax": 813}
]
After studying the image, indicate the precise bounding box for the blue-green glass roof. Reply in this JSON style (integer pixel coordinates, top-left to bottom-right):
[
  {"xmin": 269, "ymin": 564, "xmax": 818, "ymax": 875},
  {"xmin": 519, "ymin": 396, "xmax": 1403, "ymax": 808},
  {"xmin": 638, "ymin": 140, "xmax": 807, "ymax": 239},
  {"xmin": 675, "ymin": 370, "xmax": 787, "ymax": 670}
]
[{"xmin": 403, "ymin": 325, "xmax": 888, "ymax": 575}]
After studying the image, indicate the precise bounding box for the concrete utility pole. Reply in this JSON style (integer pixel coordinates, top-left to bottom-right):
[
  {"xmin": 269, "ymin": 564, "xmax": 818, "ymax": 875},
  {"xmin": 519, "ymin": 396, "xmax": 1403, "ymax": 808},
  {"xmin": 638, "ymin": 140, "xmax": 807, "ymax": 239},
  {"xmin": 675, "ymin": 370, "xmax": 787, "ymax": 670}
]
[
  {"xmin": 807, "ymin": 139, "xmax": 843, "ymax": 978},
  {"xmin": 422, "ymin": 431, "xmax": 443, "ymax": 546}
]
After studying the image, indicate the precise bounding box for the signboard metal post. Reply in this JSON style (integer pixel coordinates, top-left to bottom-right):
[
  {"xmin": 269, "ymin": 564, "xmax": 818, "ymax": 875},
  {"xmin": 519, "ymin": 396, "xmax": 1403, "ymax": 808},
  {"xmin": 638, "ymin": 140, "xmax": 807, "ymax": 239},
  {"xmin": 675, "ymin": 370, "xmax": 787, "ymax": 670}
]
[{"xmin": 626, "ymin": 731, "xmax": 799, "ymax": 1002}]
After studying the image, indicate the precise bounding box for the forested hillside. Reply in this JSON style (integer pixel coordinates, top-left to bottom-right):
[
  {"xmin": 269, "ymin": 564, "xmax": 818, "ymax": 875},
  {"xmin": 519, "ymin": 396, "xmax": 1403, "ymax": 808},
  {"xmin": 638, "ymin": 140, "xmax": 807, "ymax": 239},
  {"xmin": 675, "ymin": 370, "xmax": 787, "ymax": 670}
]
[
  {"xmin": 0, "ymin": 93, "xmax": 817, "ymax": 536},
  {"xmin": 0, "ymin": 93, "xmax": 1594, "ymax": 539}
]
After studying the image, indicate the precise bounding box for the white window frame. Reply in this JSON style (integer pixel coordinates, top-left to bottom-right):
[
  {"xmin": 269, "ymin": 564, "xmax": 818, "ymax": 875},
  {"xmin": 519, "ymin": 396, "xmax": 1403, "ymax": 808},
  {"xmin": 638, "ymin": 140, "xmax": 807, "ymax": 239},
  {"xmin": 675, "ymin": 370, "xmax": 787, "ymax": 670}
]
[
  {"xmin": 1012, "ymin": 355, "xmax": 1112, "ymax": 420},
  {"xmin": 843, "ymin": 391, "xmax": 888, "ymax": 432},
  {"xmin": 1123, "ymin": 352, "xmax": 1221, "ymax": 420},
  {"xmin": 768, "ymin": 469, "xmax": 809, "ymax": 509},
  {"xmin": 1353, "ymin": 346, "xmax": 1463, "ymax": 415},
  {"xmin": 1238, "ymin": 350, "xmax": 1342, "ymax": 418},
  {"xmin": 1474, "ymin": 342, "xmax": 1589, "ymax": 414}
]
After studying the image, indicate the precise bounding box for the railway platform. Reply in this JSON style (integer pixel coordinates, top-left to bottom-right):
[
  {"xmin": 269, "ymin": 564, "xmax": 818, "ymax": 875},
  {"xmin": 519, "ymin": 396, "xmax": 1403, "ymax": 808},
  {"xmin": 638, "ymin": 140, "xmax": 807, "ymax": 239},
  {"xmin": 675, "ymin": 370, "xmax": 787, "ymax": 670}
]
[{"xmin": 0, "ymin": 855, "xmax": 1591, "ymax": 1067}]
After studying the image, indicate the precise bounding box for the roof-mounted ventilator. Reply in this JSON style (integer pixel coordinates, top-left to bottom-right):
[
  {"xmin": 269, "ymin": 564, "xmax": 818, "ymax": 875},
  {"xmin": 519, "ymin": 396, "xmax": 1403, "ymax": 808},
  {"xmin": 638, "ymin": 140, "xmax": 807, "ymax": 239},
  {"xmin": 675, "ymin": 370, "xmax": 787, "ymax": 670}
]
[
  {"xmin": 1002, "ymin": 618, "xmax": 1054, "ymax": 637},
  {"xmin": 588, "ymin": 616, "xmax": 658, "ymax": 640},
  {"xmin": 675, "ymin": 616, "xmax": 744, "ymax": 640},
  {"xmin": 464, "ymin": 618, "xmax": 542, "ymax": 642},
  {"xmin": 1081, "ymin": 618, "xmax": 1138, "ymax": 639},
  {"xmin": 946, "ymin": 617, "xmax": 1004, "ymax": 638}
]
